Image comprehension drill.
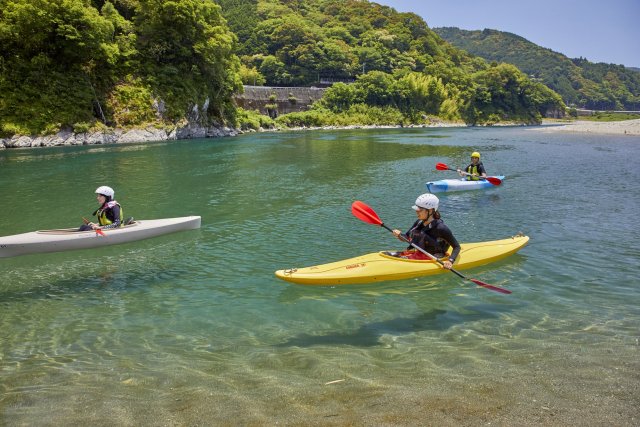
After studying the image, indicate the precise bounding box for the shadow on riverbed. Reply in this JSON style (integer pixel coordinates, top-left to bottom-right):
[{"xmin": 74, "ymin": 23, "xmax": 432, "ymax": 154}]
[{"xmin": 275, "ymin": 305, "xmax": 504, "ymax": 348}]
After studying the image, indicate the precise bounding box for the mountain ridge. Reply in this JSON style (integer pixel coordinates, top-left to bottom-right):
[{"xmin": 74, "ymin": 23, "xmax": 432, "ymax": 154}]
[{"xmin": 433, "ymin": 27, "xmax": 640, "ymax": 110}]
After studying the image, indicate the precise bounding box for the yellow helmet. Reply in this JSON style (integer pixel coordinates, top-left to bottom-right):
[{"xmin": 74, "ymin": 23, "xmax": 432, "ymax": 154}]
[{"xmin": 471, "ymin": 151, "xmax": 481, "ymax": 159}]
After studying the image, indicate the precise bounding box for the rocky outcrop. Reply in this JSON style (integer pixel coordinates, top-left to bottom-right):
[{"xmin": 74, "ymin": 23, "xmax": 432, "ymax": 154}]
[
  {"xmin": 0, "ymin": 94, "xmax": 244, "ymax": 149},
  {"xmin": 0, "ymin": 124, "xmax": 239, "ymax": 149}
]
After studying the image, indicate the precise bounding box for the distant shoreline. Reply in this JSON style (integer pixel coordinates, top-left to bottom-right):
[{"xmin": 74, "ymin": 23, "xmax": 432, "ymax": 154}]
[
  {"xmin": 533, "ymin": 119, "xmax": 640, "ymax": 135},
  {"xmin": 2, "ymin": 119, "xmax": 638, "ymax": 150}
]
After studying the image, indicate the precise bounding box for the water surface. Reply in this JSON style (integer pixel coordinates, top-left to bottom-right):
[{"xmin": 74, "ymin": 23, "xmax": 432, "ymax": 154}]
[{"xmin": 1, "ymin": 127, "xmax": 638, "ymax": 425}]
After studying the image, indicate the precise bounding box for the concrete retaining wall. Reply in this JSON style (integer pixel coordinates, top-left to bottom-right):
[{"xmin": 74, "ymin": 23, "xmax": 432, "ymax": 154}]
[{"xmin": 234, "ymin": 85, "xmax": 326, "ymax": 117}]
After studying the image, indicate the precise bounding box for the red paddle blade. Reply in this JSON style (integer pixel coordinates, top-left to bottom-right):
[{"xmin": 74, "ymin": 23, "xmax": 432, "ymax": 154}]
[
  {"xmin": 95, "ymin": 229, "xmax": 105, "ymax": 237},
  {"xmin": 435, "ymin": 162, "xmax": 450, "ymax": 171},
  {"xmin": 486, "ymin": 177, "xmax": 502, "ymax": 186},
  {"xmin": 351, "ymin": 201, "xmax": 383, "ymax": 226},
  {"xmin": 470, "ymin": 278, "xmax": 511, "ymax": 294}
]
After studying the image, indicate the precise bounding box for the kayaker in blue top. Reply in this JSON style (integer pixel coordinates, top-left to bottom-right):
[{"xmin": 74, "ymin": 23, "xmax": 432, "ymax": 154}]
[
  {"xmin": 458, "ymin": 151, "xmax": 487, "ymax": 181},
  {"xmin": 79, "ymin": 186, "xmax": 123, "ymax": 231},
  {"xmin": 392, "ymin": 193, "xmax": 461, "ymax": 269}
]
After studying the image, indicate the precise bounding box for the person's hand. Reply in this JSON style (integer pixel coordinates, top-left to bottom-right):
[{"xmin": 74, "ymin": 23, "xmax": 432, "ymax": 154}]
[
  {"xmin": 90, "ymin": 223, "xmax": 99, "ymax": 230},
  {"xmin": 392, "ymin": 229, "xmax": 403, "ymax": 241},
  {"xmin": 442, "ymin": 260, "xmax": 453, "ymax": 269}
]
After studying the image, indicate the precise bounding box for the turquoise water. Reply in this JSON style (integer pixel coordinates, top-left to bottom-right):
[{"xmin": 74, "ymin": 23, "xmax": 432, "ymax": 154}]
[{"xmin": 1, "ymin": 127, "xmax": 639, "ymax": 425}]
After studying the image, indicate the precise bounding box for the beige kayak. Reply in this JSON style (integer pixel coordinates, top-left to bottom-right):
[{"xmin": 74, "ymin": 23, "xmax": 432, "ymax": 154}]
[{"xmin": 0, "ymin": 216, "xmax": 201, "ymax": 258}]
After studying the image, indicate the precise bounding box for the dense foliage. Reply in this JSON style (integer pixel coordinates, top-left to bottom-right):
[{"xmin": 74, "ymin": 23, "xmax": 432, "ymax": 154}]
[
  {"xmin": 434, "ymin": 27, "xmax": 640, "ymax": 111},
  {"xmin": 219, "ymin": 0, "xmax": 564, "ymax": 126},
  {"xmin": 0, "ymin": 0, "xmax": 242, "ymax": 136},
  {"xmin": 0, "ymin": 0, "xmax": 569, "ymax": 136}
]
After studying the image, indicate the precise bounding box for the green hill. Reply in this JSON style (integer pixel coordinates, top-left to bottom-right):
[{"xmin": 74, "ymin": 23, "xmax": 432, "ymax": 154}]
[
  {"xmin": 434, "ymin": 27, "xmax": 640, "ymax": 111},
  {"xmin": 0, "ymin": 0, "xmax": 242, "ymax": 136},
  {"xmin": 217, "ymin": 0, "xmax": 564, "ymax": 125},
  {"xmin": 0, "ymin": 0, "xmax": 568, "ymax": 136}
]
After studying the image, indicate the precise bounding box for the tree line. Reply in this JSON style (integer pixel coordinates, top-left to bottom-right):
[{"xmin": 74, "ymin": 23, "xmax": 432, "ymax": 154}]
[
  {"xmin": 221, "ymin": 0, "xmax": 563, "ymax": 126},
  {"xmin": 434, "ymin": 27, "xmax": 640, "ymax": 111},
  {"xmin": 1, "ymin": 0, "xmax": 566, "ymax": 137},
  {"xmin": 0, "ymin": 0, "xmax": 242, "ymax": 136}
]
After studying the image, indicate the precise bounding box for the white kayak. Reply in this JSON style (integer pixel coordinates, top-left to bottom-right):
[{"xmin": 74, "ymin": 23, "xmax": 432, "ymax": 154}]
[
  {"xmin": 426, "ymin": 176, "xmax": 505, "ymax": 193},
  {"xmin": 0, "ymin": 216, "xmax": 201, "ymax": 258}
]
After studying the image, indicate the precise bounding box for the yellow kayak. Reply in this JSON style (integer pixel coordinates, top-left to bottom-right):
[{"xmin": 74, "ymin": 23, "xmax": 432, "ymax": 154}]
[{"xmin": 275, "ymin": 234, "xmax": 529, "ymax": 285}]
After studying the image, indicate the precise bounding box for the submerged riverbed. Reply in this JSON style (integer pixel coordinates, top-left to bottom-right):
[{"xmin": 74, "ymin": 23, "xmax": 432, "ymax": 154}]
[{"xmin": 1, "ymin": 127, "xmax": 638, "ymax": 425}]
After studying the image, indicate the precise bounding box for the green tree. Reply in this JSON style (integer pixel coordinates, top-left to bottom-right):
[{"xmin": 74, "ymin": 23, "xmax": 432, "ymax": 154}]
[
  {"xmin": 354, "ymin": 71, "xmax": 396, "ymax": 107},
  {"xmin": 134, "ymin": 0, "xmax": 242, "ymax": 122},
  {"xmin": 259, "ymin": 55, "xmax": 291, "ymax": 85},
  {"xmin": 392, "ymin": 72, "xmax": 447, "ymax": 118},
  {"xmin": 317, "ymin": 82, "xmax": 361, "ymax": 112},
  {"xmin": 461, "ymin": 63, "xmax": 564, "ymax": 124},
  {"xmin": 0, "ymin": 0, "xmax": 120, "ymax": 134},
  {"xmin": 238, "ymin": 64, "xmax": 266, "ymax": 86}
]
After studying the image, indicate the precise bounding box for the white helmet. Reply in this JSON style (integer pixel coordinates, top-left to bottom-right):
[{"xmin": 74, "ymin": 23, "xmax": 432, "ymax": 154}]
[
  {"xmin": 413, "ymin": 193, "xmax": 439, "ymax": 211},
  {"xmin": 95, "ymin": 186, "xmax": 115, "ymax": 198}
]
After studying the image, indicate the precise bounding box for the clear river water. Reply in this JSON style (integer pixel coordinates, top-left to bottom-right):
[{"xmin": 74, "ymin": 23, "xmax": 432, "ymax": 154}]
[{"xmin": 1, "ymin": 126, "xmax": 638, "ymax": 425}]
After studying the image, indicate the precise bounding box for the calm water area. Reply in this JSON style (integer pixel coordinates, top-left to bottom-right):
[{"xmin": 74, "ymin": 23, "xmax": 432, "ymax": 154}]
[{"xmin": 1, "ymin": 126, "xmax": 639, "ymax": 425}]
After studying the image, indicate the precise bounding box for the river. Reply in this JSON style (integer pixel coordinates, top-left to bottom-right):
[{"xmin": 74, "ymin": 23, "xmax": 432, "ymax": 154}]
[{"xmin": 1, "ymin": 126, "xmax": 638, "ymax": 425}]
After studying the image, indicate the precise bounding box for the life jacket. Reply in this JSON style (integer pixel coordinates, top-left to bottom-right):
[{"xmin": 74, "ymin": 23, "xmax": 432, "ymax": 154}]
[
  {"xmin": 406, "ymin": 219, "xmax": 449, "ymax": 256},
  {"xmin": 96, "ymin": 200, "xmax": 123, "ymax": 226},
  {"xmin": 465, "ymin": 162, "xmax": 484, "ymax": 181}
]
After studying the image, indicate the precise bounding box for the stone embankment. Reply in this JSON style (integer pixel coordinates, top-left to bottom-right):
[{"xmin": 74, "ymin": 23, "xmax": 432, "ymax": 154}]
[{"xmin": 235, "ymin": 85, "xmax": 325, "ymax": 117}]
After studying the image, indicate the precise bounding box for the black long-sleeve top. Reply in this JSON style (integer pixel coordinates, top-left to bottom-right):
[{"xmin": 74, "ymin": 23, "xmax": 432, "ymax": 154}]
[{"xmin": 404, "ymin": 218, "xmax": 461, "ymax": 262}]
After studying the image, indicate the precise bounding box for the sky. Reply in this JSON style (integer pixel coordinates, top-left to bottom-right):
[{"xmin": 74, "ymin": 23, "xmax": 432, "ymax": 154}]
[{"xmin": 373, "ymin": 0, "xmax": 640, "ymax": 68}]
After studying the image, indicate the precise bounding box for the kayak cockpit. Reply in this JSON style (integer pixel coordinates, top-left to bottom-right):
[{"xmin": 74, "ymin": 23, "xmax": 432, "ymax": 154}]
[
  {"xmin": 35, "ymin": 221, "xmax": 139, "ymax": 235},
  {"xmin": 380, "ymin": 251, "xmax": 446, "ymax": 262}
]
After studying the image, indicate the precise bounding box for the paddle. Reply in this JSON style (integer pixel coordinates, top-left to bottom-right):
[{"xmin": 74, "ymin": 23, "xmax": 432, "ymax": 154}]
[
  {"xmin": 82, "ymin": 217, "xmax": 105, "ymax": 236},
  {"xmin": 435, "ymin": 162, "xmax": 502, "ymax": 186},
  {"xmin": 351, "ymin": 200, "xmax": 511, "ymax": 294}
]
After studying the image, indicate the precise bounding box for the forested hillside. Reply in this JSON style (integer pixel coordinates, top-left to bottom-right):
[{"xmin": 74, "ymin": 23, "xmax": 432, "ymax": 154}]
[
  {"xmin": 0, "ymin": 0, "xmax": 242, "ymax": 136},
  {"xmin": 218, "ymin": 0, "xmax": 564, "ymax": 126},
  {"xmin": 434, "ymin": 27, "xmax": 640, "ymax": 111},
  {"xmin": 0, "ymin": 0, "xmax": 565, "ymax": 137}
]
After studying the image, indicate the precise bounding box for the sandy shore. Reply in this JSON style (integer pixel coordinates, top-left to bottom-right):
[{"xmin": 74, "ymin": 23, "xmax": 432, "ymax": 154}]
[{"xmin": 533, "ymin": 119, "xmax": 640, "ymax": 135}]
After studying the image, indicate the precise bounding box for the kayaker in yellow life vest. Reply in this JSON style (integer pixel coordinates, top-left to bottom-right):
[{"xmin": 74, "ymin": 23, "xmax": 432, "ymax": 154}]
[
  {"xmin": 79, "ymin": 186, "xmax": 123, "ymax": 231},
  {"xmin": 458, "ymin": 151, "xmax": 487, "ymax": 181}
]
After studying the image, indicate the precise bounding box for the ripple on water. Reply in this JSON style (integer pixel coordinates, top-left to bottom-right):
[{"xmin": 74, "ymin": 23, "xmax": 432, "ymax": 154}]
[{"xmin": 1, "ymin": 129, "xmax": 639, "ymax": 425}]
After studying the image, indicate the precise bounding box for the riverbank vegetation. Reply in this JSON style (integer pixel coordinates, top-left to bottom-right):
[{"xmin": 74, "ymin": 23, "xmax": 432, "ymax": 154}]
[
  {"xmin": 0, "ymin": 0, "xmax": 242, "ymax": 137},
  {"xmin": 1, "ymin": 0, "xmax": 566, "ymax": 138}
]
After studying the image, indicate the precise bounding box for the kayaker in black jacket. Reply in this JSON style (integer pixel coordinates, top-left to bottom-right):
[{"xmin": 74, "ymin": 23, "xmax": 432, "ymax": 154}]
[
  {"xmin": 458, "ymin": 151, "xmax": 487, "ymax": 181},
  {"xmin": 392, "ymin": 193, "xmax": 461, "ymax": 269},
  {"xmin": 79, "ymin": 186, "xmax": 123, "ymax": 231}
]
